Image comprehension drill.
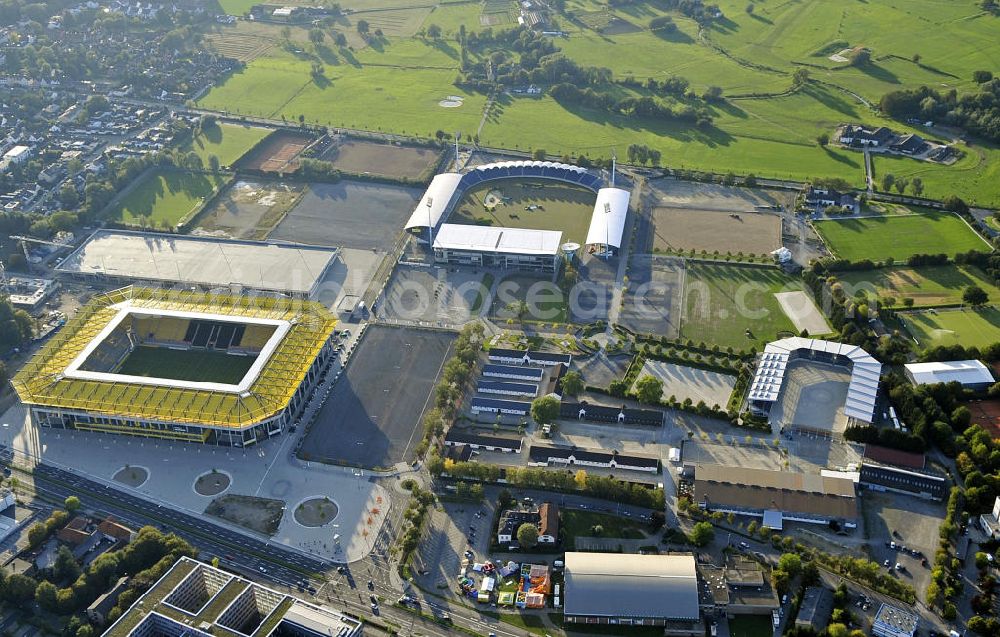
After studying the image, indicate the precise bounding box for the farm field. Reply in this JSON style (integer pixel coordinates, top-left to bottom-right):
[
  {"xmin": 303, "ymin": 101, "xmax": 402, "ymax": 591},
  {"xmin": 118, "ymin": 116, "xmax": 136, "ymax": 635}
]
[
  {"xmin": 318, "ymin": 139, "xmax": 442, "ymax": 180},
  {"xmin": 449, "ymin": 180, "xmax": 595, "ymax": 246},
  {"xmin": 650, "ymin": 208, "xmax": 780, "ymax": 255},
  {"xmin": 813, "ymin": 211, "xmax": 991, "ymax": 262},
  {"xmin": 179, "ymin": 122, "xmax": 270, "ymax": 167},
  {"xmin": 680, "ymin": 263, "xmax": 803, "ymax": 350},
  {"xmin": 873, "ymin": 148, "xmax": 1000, "ymax": 209},
  {"xmin": 193, "ymin": 0, "xmax": 1000, "ymax": 202},
  {"xmin": 835, "ymin": 265, "xmax": 1000, "ymax": 308},
  {"xmin": 110, "ymin": 169, "xmax": 228, "ymax": 229},
  {"xmin": 901, "ymin": 307, "xmax": 1000, "ymax": 350}
]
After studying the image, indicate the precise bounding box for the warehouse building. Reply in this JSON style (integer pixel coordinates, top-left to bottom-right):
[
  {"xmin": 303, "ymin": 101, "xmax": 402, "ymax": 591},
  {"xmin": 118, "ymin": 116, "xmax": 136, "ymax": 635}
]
[
  {"xmin": 483, "ymin": 364, "xmax": 545, "ymax": 381},
  {"xmin": 476, "ymin": 380, "xmax": 538, "ymax": 397},
  {"xmin": 693, "ymin": 464, "xmax": 857, "ymax": 529},
  {"xmin": 443, "ymin": 429, "xmax": 522, "ymax": 453},
  {"xmin": 859, "ymin": 462, "xmax": 947, "ymax": 501},
  {"xmin": 470, "ymin": 396, "xmax": 532, "ymax": 416},
  {"xmin": 563, "ymin": 553, "xmax": 701, "ymax": 627},
  {"xmin": 528, "ymin": 444, "xmax": 659, "ymax": 473},
  {"xmin": 489, "ymin": 348, "xmax": 572, "ymax": 367},
  {"xmin": 904, "ymin": 360, "xmax": 995, "ymax": 390},
  {"xmin": 559, "ymin": 401, "xmax": 664, "ymax": 426}
]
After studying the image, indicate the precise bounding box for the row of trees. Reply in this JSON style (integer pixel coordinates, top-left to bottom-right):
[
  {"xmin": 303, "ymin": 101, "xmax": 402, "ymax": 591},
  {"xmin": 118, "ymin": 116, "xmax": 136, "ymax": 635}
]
[
  {"xmin": 880, "ymin": 79, "xmax": 1000, "ymax": 144},
  {"xmin": 431, "ymin": 460, "xmax": 664, "ymax": 509}
]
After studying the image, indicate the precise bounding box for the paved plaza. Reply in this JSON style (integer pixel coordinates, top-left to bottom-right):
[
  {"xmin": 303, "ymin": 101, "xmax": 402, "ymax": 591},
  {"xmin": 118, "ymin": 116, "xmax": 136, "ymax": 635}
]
[{"xmin": 0, "ymin": 401, "xmax": 390, "ymax": 563}]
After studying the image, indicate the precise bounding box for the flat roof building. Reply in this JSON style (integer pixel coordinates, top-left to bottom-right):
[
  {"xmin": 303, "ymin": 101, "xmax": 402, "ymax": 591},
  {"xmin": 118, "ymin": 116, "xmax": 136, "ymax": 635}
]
[
  {"xmin": 859, "ymin": 462, "xmax": 947, "ymax": 501},
  {"xmin": 693, "ymin": 464, "xmax": 857, "ymax": 529},
  {"xmin": 564, "ymin": 552, "xmax": 700, "ymax": 626},
  {"xmin": 796, "ymin": 586, "xmax": 833, "ymax": 631},
  {"xmin": 104, "ymin": 557, "xmax": 360, "ymax": 637},
  {"xmin": 432, "ymin": 224, "xmax": 563, "ymax": 273},
  {"xmin": 57, "ymin": 230, "xmax": 339, "ymax": 298},
  {"xmin": 872, "ymin": 603, "xmax": 918, "ymax": 637},
  {"xmin": 904, "ymin": 360, "xmax": 994, "ymax": 390}
]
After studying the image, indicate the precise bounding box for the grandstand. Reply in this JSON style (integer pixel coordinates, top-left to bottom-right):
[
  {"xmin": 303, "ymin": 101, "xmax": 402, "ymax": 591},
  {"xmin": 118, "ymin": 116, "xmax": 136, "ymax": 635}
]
[
  {"xmin": 11, "ymin": 286, "xmax": 338, "ymax": 445},
  {"xmin": 404, "ymin": 161, "xmax": 629, "ymax": 255}
]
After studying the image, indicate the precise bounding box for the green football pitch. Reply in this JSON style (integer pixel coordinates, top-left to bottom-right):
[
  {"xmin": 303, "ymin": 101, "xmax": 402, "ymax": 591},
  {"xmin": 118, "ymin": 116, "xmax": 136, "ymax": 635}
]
[{"xmin": 116, "ymin": 346, "xmax": 255, "ymax": 384}]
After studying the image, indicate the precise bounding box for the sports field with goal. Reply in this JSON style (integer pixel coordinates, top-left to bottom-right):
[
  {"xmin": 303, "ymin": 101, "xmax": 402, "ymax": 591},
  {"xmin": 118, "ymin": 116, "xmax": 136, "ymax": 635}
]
[{"xmin": 116, "ymin": 346, "xmax": 255, "ymax": 384}]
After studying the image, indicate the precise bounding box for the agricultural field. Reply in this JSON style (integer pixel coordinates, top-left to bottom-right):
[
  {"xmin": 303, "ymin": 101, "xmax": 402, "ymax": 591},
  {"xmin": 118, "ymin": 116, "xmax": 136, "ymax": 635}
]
[
  {"xmin": 179, "ymin": 122, "xmax": 271, "ymax": 167},
  {"xmin": 835, "ymin": 265, "xmax": 1000, "ymax": 308},
  {"xmin": 680, "ymin": 263, "xmax": 803, "ymax": 349},
  {"xmin": 194, "ymin": 0, "xmax": 1000, "ymax": 201},
  {"xmin": 317, "ymin": 139, "xmax": 442, "ymax": 179},
  {"xmin": 193, "ymin": 179, "xmax": 304, "ymax": 240},
  {"xmin": 873, "ymin": 147, "xmax": 1000, "ymax": 209},
  {"xmin": 813, "ymin": 211, "xmax": 991, "ymax": 262},
  {"xmin": 449, "ymin": 179, "xmax": 596, "ymax": 245},
  {"xmin": 901, "ymin": 307, "xmax": 1000, "ymax": 350},
  {"xmin": 651, "ymin": 208, "xmax": 781, "ymax": 255},
  {"xmin": 110, "ymin": 169, "xmax": 229, "ymax": 229}
]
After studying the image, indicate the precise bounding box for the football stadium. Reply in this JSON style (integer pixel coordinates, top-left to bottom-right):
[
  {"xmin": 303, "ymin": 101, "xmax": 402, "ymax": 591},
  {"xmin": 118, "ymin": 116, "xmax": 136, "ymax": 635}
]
[
  {"xmin": 11, "ymin": 286, "xmax": 337, "ymax": 446},
  {"xmin": 404, "ymin": 161, "xmax": 630, "ymax": 269}
]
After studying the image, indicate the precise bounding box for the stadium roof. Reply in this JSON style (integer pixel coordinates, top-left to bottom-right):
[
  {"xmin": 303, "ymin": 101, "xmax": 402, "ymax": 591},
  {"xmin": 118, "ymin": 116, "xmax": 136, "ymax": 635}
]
[
  {"xmin": 433, "ymin": 224, "xmax": 562, "ymax": 256},
  {"xmin": 11, "ymin": 286, "xmax": 336, "ymax": 429},
  {"xmin": 404, "ymin": 172, "xmax": 463, "ymax": 231},
  {"xmin": 563, "ymin": 552, "xmax": 699, "ymax": 620},
  {"xmin": 747, "ymin": 337, "xmax": 881, "ymax": 423},
  {"xmin": 904, "ymin": 360, "xmax": 994, "ymax": 387},
  {"xmin": 584, "ymin": 187, "xmax": 630, "ymax": 250},
  {"xmin": 57, "ymin": 230, "xmax": 339, "ymax": 297}
]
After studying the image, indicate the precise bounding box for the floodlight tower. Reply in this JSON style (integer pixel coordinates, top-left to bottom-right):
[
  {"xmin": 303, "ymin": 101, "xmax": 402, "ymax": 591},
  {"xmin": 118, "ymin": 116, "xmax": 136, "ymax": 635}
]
[
  {"xmin": 604, "ymin": 201, "xmax": 611, "ymax": 258},
  {"xmin": 611, "ymin": 151, "xmax": 616, "ymax": 187},
  {"xmin": 454, "ymin": 131, "xmax": 461, "ymax": 170},
  {"xmin": 426, "ymin": 196, "xmax": 434, "ymax": 249}
]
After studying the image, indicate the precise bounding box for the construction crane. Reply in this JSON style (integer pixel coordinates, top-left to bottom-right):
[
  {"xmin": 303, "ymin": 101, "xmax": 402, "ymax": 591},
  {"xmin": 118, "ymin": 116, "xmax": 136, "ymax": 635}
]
[{"xmin": 9, "ymin": 234, "xmax": 72, "ymax": 273}]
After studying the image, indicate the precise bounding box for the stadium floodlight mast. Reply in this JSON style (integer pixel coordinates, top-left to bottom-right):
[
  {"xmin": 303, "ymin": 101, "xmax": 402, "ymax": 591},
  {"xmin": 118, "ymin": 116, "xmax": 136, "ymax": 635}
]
[
  {"xmin": 426, "ymin": 196, "xmax": 434, "ymax": 248},
  {"xmin": 604, "ymin": 201, "xmax": 611, "ymax": 258},
  {"xmin": 454, "ymin": 130, "xmax": 461, "ymax": 170}
]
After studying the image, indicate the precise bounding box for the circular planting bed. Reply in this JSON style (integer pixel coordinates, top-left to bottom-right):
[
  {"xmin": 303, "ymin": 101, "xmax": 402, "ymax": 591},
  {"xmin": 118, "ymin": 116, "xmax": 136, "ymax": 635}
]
[
  {"xmin": 195, "ymin": 470, "xmax": 231, "ymax": 496},
  {"xmin": 113, "ymin": 466, "xmax": 148, "ymax": 488},
  {"xmin": 294, "ymin": 497, "xmax": 339, "ymax": 527}
]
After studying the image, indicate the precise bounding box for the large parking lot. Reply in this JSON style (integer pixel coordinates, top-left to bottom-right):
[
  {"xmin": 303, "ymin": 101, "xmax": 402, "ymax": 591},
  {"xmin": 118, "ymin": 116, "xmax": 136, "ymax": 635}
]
[
  {"xmin": 863, "ymin": 492, "xmax": 944, "ymax": 601},
  {"xmin": 378, "ymin": 266, "xmax": 488, "ymax": 326},
  {"xmin": 300, "ymin": 325, "xmax": 455, "ymax": 469},
  {"xmin": 269, "ymin": 180, "xmax": 420, "ymax": 250}
]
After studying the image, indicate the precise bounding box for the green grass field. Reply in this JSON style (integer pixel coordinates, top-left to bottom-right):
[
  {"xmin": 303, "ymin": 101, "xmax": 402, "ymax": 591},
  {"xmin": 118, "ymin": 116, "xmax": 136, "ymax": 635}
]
[
  {"xmin": 901, "ymin": 307, "xmax": 1000, "ymax": 350},
  {"xmin": 192, "ymin": 0, "xmax": 1000, "ymax": 205},
  {"xmin": 560, "ymin": 510, "xmax": 646, "ymax": 549},
  {"xmin": 493, "ymin": 274, "xmax": 569, "ymax": 323},
  {"xmin": 180, "ymin": 122, "xmax": 270, "ymax": 167},
  {"xmin": 449, "ymin": 180, "xmax": 595, "ymax": 245},
  {"xmin": 813, "ymin": 211, "xmax": 991, "ymax": 262},
  {"xmin": 681, "ymin": 263, "xmax": 803, "ymax": 349},
  {"xmin": 116, "ymin": 346, "xmax": 255, "ymax": 383},
  {"xmin": 836, "ymin": 265, "xmax": 1000, "ymax": 308},
  {"xmin": 111, "ymin": 169, "xmax": 229, "ymax": 229}
]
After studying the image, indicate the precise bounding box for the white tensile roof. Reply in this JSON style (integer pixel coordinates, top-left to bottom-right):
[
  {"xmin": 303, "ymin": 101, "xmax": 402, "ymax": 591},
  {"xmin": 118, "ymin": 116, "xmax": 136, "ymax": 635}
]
[
  {"xmin": 433, "ymin": 224, "xmax": 562, "ymax": 256},
  {"xmin": 747, "ymin": 337, "xmax": 882, "ymax": 423},
  {"xmin": 904, "ymin": 360, "xmax": 994, "ymax": 386},
  {"xmin": 471, "ymin": 160, "xmax": 588, "ymax": 174},
  {"xmin": 403, "ymin": 172, "xmax": 463, "ymax": 231},
  {"xmin": 584, "ymin": 187, "xmax": 630, "ymax": 249}
]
